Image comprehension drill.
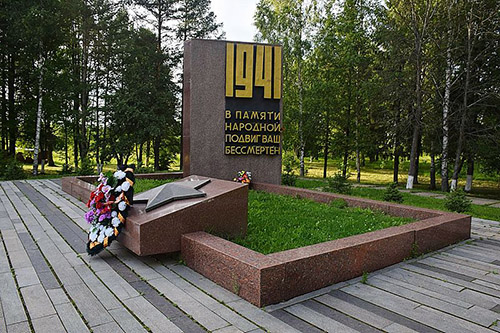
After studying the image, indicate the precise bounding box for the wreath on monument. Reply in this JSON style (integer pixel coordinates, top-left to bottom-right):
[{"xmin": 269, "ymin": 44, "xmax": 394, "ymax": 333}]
[{"xmin": 85, "ymin": 165, "xmax": 135, "ymax": 256}]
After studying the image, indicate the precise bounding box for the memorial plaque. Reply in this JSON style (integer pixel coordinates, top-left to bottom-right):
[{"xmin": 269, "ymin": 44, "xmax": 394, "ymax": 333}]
[{"xmin": 183, "ymin": 39, "xmax": 283, "ymax": 184}]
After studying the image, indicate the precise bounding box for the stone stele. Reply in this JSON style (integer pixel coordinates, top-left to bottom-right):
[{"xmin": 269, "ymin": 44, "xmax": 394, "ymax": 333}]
[
  {"xmin": 183, "ymin": 39, "xmax": 283, "ymax": 184},
  {"xmin": 118, "ymin": 175, "xmax": 248, "ymax": 256}
]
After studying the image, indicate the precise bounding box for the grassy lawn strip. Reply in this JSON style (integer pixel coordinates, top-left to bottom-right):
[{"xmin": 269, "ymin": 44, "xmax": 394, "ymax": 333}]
[
  {"xmin": 134, "ymin": 179, "xmax": 173, "ymax": 193},
  {"xmin": 295, "ymin": 178, "xmax": 500, "ymax": 222},
  {"xmin": 230, "ymin": 190, "xmax": 413, "ymax": 255}
]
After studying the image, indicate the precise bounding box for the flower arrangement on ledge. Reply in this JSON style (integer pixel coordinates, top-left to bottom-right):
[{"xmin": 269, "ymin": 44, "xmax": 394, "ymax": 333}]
[
  {"xmin": 233, "ymin": 170, "xmax": 252, "ymax": 184},
  {"xmin": 85, "ymin": 165, "xmax": 135, "ymax": 256}
]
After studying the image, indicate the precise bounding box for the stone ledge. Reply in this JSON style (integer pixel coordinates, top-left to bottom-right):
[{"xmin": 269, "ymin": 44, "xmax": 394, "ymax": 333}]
[
  {"xmin": 182, "ymin": 183, "xmax": 471, "ymax": 307},
  {"xmin": 61, "ymin": 172, "xmax": 184, "ymax": 203}
]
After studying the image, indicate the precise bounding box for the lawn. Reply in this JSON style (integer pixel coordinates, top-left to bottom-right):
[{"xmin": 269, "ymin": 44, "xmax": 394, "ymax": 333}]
[
  {"xmin": 298, "ymin": 156, "xmax": 500, "ymax": 199},
  {"xmin": 231, "ymin": 190, "xmax": 413, "ymax": 255},
  {"xmin": 295, "ymin": 178, "xmax": 500, "ymax": 222},
  {"xmin": 133, "ymin": 179, "xmax": 174, "ymax": 194}
]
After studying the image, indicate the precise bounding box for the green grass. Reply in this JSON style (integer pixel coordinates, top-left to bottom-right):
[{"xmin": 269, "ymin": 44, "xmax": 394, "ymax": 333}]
[
  {"xmin": 133, "ymin": 179, "xmax": 174, "ymax": 194},
  {"xmin": 230, "ymin": 190, "xmax": 413, "ymax": 254},
  {"xmin": 295, "ymin": 178, "xmax": 500, "ymax": 221}
]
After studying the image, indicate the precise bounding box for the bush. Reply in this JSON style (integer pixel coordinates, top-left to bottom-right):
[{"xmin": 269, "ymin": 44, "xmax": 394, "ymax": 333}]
[
  {"xmin": 77, "ymin": 158, "xmax": 94, "ymax": 176},
  {"xmin": 281, "ymin": 151, "xmax": 298, "ymax": 186},
  {"xmin": 3, "ymin": 160, "xmax": 26, "ymax": 180},
  {"xmin": 326, "ymin": 172, "xmax": 352, "ymax": 194},
  {"xmin": 60, "ymin": 164, "xmax": 74, "ymax": 175},
  {"xmin": 444, "ymin": 189, "xmax": 472, "ymax": 213},
  {"xmin": 135, "ymin": 162, "xmax": 154, "ymax": 174},
  {"xmin": 383, "ymin": 182, "xmax": 403, "ymax": 203}
]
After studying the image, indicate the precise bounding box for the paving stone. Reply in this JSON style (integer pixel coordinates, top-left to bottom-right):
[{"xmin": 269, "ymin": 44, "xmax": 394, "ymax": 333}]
[
  {"xmin": 303, "ymin": 299, "xmax": 380, "ymax": 333},
  {"xmin": 0, "ymin": 243, "xmax": 10, "ymax": 274},
  {"xmin": 285, "ymin": 303, "xmax": 358, "ymax": 333},
  {"xmin": 212, "ymin": 326, "xmax": 244, "ymax": 333},
  {"xmin": 47, "ymin": 288, "xmax": 69, "ymax": 305},
  {"xmin": 342, "ymin": 283, "xmax": 492, "ymax": 333},
  {"xmin": 123, "ymin": 296, "xmax": 183, "ymax": 333},
  {"xmin": 368, "ymin": 276, "xmax": 499, "ymax": 327},
  {"xmin": 91, "ymin": 321, "xmax": 124, "ymax": 333},
  {"xmin": 108, "ymin": 308, "xmax": 148, "ymax": 333},
  {"xmin": 148, "ymin": 277, "xmax": 228, "ymax": 331},
  {"xmin": 315, "ymin": 293, "xmax": 393, "ymax": 329},
  {"xmin": 0, "ymin": 302, "xmax": 5, "ymax": 333},
  {"xmin": 384, "ymin": 322, "xmax": 419, "ymax": 333},
  {"xmin": 271, "ymin": 309, "xmax": 324, "ymax": 333},
  {"xmin": 7, "ymin": 250, "xmax": 31, "ymax": 270},
  {"xmin": 227, "ymin": 299, "xmax": 300, "ymax": 333},
  {"xmin": 65, "ymin": 283, "xmax": 113, "ymax": 328},
  {"xmin": 20, "ymin": 284, "xmax": 56, "ymax": 319},
  {"xmin": 14, "ymin": 266, "xmax": 39, "ymax": 288},
  {"xmin": 167, "ymin": 264, "xmax": 241, "ymax": 303},
  {"xmin": 95, "ymin": 268, "xmax": 140, "ymax": 301},
  {"xmin": 0, "ymin": 272, "xmax": 27, "ymax": 325},
  {"xmin": 73, "ymin": 264, "xmax": 123, "ymax": 310},
  {"xmin": 32, "ymin": 314, "xmax": 65, "ymax": 333},
  {"xmin": 5, "ymin": 321, "xmax": 30, "ymax": 333}
]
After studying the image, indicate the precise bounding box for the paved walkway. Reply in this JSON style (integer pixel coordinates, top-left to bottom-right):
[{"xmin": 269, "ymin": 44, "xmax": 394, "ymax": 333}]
[{"xmin": 0, "ymin": 179, "xmax": 498, "ymax": 332}]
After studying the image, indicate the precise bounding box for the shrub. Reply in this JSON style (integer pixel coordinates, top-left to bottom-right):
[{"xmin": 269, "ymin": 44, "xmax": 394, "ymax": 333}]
[
  {"xmin": 326, "ymin": 172, "xmax": 352, "ymax": 194},
  {"xmin": 60, "ymin": 164, "xmax": 74, "ymax": 175},
  {"xmin": 383, "ymin": 182, "xmax": 403, "ymax": 203},
  {"xmin": 444, "ymin": 189, "xmax": 472, "ymax": 213},
  {"xmin": 281, "ymin": 151, "xmax": 298, "ymax": 186},
  {"xmin": 77, "ymin": 158, "xmax": 94, "ymax": 176},
  {"xmin": 3, "ymin": 160, "xmax": 26, "ymax": 180},
  {"xmin": 135, "ymin": 162, "xmax": 154, "ymax": 174}
]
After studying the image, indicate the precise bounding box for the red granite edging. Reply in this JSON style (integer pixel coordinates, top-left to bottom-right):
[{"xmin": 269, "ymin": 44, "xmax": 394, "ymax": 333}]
[
  {"xmin": 182, "ymin": 182, "xmax": 471, "ymax": 307},
  {"xmin": 61, "ymin": 172, "xmax": 184, "ymax": 202}
]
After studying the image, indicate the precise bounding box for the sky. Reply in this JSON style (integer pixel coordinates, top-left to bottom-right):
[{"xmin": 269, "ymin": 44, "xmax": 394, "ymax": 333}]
[{"xmin": 210, "ymin": 0, "xmax": 259, "ymax": 42}]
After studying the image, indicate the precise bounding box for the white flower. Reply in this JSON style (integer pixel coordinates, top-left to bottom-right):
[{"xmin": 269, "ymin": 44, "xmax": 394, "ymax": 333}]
[
  {"xmin": 121, "ymin": 181, "xmax": 130, "ymax": 192},
  {"xmin": 97, "ymin": 232, "xmax": 105, "ymax": 243},
  {"xmin": 118, "ymin": 201, "xmax": 127, "ymax": 211},
  {"xmin": 114, "ymin": 170, "xmax": 126, "ymax": 180},
  {"xmin": 99, "ymin": 225, "xmax": 104, "ymax": 230},
  {"xmin": 115, "ymin": 185, "xmax": 122, "ymax": 193},
  {"xmin": 111, "ymin": 217, "xmax": 120, "ymax": 227},
  {"xmin": 105, "ymin": 227, "xmax": 114, "ymax": 237},
  {"xmin": 89, "ymin": 230, "xmax": 98, "ymax": 242},
  {"xmin": 111, "ymin": 211, "xmax": 118, "ymax": 218}
]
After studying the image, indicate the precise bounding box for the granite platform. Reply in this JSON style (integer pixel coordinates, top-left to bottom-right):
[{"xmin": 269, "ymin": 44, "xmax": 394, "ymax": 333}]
[
  {"xmin": 62, "ymin": 174, "xmax": 248, "ymax": 256},
  {"xmin": 182, "ymin": 183, "xmax": 471, "ymax": 307}
]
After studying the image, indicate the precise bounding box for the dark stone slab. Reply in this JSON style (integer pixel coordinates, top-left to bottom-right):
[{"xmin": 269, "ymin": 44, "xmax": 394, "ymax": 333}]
[
  {"xmin": 270, "ymin": 309, "xmax": 323, "ymax": 333},
  {"xmin": 330, "ymin": 290, "xmax": 439, "ymax": 333},
  {"xmin": 183, "ymin": 39, "xmax": 282, "ymax": 184},
  {"xmin": 491, "ymin": 304, "xmax": 500, "ymax": 314},
  {"xmin": 410, "ymin": 263, "xmax": 476, "ymax": 282},
  {"xmin": 302, "ymin": 299, "xmax": 380, "ymax": 333}
]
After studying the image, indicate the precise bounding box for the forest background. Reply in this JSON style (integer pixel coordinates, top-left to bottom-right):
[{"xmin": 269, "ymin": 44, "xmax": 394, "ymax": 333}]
[{"xmin": 0, "ymin": 0, "xmax": 499, "ymax": 196}]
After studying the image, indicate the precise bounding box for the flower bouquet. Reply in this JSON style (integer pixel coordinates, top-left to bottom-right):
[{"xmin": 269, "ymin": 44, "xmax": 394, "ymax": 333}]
[
  {"xmin": 85, "ymin": 165, "xmax": 135, "ymax": 255},
  {"xmin": 233, "ymin": 170, "xmax": 252, "ymax": 184}
]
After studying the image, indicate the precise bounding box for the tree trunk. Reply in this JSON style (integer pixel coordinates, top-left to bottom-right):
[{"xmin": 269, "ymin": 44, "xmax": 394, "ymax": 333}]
[
  {"xmin": 8, "ymin": 53, "xmax": 16, "ymax": 155},
  {"xmin": 139, "ymin": 142, "xmax": 143, "ymax": 166},
  {"xmin": 1, "ymin": 59, "xmax": 7, "ymax": 151},
  {"xmin": 298, "ymin": 54, "xmax": 305, "ymax": 177},
  {"xmin": 465, "ymin": 157, "xmax": 474, "ymax": 192},
  {"xmin": 430, "ymin": 152, "xmax": 436, "ymax": 190},
  {"xmin": 393, "ymin": 104, "xmax": 401, "ymax": 184},
  {"xmin": 154, "ymin": 137, "xmax": 160, "ymax": 171},
  {"xmin": 146, "ymin": 140, "xmax": 150, "ymax": 167},
  {"xmin": 414, "ymin": 138, "xmax": 421, "ymax": 184},
  {"xmin": 323, "ymin": 109, "xmax": 329, "ymax": 179},
  {"xmin": 33, "ymin": 60, "xmax": 44, "ymax": 176},
  {"xmin": 441, "ymin": 4, "xmax": 453, "ymax": 192},
  {"xmin": 451, "ymin": 12, "xmax": 472, "ymax": 192}
]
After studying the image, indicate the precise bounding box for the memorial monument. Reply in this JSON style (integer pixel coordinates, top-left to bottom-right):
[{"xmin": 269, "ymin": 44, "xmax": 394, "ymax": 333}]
[{"xmin": 183, "ymin": 39, "xmax": 283, "ymax": 184}]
